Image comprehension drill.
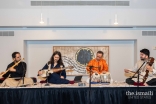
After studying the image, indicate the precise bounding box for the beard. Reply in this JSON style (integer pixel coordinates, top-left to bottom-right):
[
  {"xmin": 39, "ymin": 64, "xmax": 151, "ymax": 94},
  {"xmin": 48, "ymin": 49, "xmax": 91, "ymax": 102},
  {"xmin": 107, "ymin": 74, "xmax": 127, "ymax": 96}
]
[
  {"xmin": 15, "ymin": 60, "xmax": 20, "ymax": 62},
  {"xmin": 140, "ymin": 57, "xmax": 145, "ymax": 61}
]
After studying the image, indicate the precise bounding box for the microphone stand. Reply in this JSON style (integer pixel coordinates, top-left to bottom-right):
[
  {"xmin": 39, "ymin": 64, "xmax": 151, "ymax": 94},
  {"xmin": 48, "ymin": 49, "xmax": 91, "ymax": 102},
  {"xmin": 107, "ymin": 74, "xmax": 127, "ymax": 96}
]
[
  {"xmin": 20, "ymin": 62, "xmax": 27, "ymax": 87},
  {"xmin": 131, "ymin": 62, "xmax": 145, "ymax": 87},
  {"xmin": 131, "ymin": 61, "xmax": 145, "ymax": 104},
  {"xmin": 88, "ymin": 66, "xmax": 99, "ymax": 104},
  {"xmin": 125, "ymin": 61, "xmax": 145, "ymax": 104},
  {"xmin": 44, "ymin": 70, "xmax": 50, "ymax": 86},
  {"xmin": 89, "ymin": 66, "xmax": 93, "ymax": 89}
]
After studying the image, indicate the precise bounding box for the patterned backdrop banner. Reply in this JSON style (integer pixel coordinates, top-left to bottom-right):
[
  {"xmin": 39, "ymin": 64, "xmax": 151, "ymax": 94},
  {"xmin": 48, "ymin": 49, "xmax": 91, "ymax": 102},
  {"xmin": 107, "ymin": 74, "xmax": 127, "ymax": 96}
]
[{"xmin": 53, "ymin": 46, "xmax": 109, "ymax": 75}]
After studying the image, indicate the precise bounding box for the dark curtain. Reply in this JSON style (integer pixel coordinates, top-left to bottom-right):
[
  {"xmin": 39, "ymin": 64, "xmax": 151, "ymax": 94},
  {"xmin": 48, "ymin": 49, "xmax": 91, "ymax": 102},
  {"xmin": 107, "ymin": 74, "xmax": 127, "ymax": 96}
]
[{"xmin": 0, "ymin": 87, "xmax": 156, "ymax": 104}]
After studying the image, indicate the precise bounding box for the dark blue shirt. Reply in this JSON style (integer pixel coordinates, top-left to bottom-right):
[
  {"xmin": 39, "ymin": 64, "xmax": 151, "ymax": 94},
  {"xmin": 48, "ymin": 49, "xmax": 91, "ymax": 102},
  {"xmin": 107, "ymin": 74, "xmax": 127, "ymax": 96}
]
[{"xmin": 41, "ymin": 63, "xmax": 69, "ymax": 84}]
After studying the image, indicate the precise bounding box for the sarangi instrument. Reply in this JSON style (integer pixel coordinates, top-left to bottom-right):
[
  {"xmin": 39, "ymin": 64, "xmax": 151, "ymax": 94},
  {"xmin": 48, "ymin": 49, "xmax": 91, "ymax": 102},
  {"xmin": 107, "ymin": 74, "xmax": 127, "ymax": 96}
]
[{"xmin": 142, "ymin": 57, "xmax": 154, "ymax": 83}]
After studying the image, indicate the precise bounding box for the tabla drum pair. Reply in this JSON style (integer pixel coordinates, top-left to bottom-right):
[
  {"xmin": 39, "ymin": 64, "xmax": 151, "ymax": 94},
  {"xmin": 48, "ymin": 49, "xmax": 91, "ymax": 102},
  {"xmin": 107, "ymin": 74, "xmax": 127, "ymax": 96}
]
[{"xmin": 91, "ymin": 72, "xmax": 111, "ymax": 83}]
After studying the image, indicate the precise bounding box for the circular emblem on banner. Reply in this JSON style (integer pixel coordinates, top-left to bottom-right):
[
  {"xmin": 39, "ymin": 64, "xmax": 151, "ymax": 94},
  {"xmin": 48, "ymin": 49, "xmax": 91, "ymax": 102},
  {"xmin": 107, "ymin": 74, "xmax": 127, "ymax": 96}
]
[{"xmin": 75, "ymin": 47, "xmax": 94, "ymax": 66}]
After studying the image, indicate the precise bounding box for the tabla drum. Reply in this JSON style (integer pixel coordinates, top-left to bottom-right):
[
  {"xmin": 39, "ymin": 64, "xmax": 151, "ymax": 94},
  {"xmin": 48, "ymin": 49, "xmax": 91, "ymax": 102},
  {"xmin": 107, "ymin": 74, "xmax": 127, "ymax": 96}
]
[
  {"xmin": 100, "ymin": 72, "xmax": 111, "ymax": 83},
  {"xmin": 91, "ymin": 73, "xmax": 101, "ymax": 82}
]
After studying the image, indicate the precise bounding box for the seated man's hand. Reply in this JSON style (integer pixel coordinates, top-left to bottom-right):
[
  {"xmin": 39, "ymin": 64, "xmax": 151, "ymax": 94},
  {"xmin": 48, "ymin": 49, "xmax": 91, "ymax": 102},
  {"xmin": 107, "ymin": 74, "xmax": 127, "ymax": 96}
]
[
  {"xmin": 60, "ymin": 76, "xmax": 64, "ymax": 79},
  {"xmin": 0, "ymin": 72, "xmax": 5, "ymax": 75},
  {"xmin": 102, "ymin": 71, "xmax": 107, "ymax": 74},
  {"xmin": 38, "ymin": 70, "xmax": 42, "ymax": 75},
  {"xmin": 92, "ymin": 70, "xmax": 99, "ymax": 74},
  {"xmin": 0, "ymin": 72, "xmax": 5, "ymax": 78},
  {"xmin": 124, "ymin": 69, "xmax": 130, "ymax": 73},
  {"xmin": 146, "ymin": 64, "xmax": 153, "ymax": 72},
  {"xmin": 9, "ymin": 67, "xmax": 16, "ymax": 72}
]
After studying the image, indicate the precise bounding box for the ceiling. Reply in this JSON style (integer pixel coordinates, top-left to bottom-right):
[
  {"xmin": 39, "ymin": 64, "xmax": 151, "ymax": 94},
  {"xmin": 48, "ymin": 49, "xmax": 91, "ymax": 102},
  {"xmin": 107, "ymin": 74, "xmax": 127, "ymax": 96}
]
[{"xmin": 0, "ymin": 0, "xmax": 156, "ymax": 9}]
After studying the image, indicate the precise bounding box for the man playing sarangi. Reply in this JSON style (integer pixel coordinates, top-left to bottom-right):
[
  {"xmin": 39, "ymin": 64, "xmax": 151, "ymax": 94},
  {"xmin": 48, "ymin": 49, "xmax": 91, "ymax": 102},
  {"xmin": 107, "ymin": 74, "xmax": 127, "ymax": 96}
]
[{"xmin": 124, "ymin": 49, "xmax": 156, "ymax": 86}]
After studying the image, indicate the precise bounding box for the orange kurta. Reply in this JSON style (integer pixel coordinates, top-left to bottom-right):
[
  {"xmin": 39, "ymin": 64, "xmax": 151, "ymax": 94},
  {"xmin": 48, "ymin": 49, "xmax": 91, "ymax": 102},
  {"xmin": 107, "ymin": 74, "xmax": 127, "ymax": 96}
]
[{"xmin": 86, "ymin": 59, "xmax": 108, "ymax": 74}]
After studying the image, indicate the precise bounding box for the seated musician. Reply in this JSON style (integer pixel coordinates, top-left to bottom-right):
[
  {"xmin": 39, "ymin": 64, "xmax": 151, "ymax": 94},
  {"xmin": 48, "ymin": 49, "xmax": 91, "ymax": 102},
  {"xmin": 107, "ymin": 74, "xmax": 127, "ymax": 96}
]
[
  {"xmin": 86, "ymin": 51, "xmax": 108, "ymax": 82},
  {"xmin": 38, "ymin": 51, "xmax": 74, "ymax": 84},
  {"xmin": 124, "ymin": 49, "xmax": 156, "ymax": 86},
  {"xmin": 0, "ymin": 52, "xmax": 26, "ymax": 79}
]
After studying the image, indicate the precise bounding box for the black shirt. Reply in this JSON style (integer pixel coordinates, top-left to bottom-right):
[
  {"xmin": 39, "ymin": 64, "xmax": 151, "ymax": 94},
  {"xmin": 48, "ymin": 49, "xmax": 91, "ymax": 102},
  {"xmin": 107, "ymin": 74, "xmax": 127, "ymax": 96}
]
[{"xmin": 3, "ymin": 62, "xmax": 27, "ymax": 78}]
